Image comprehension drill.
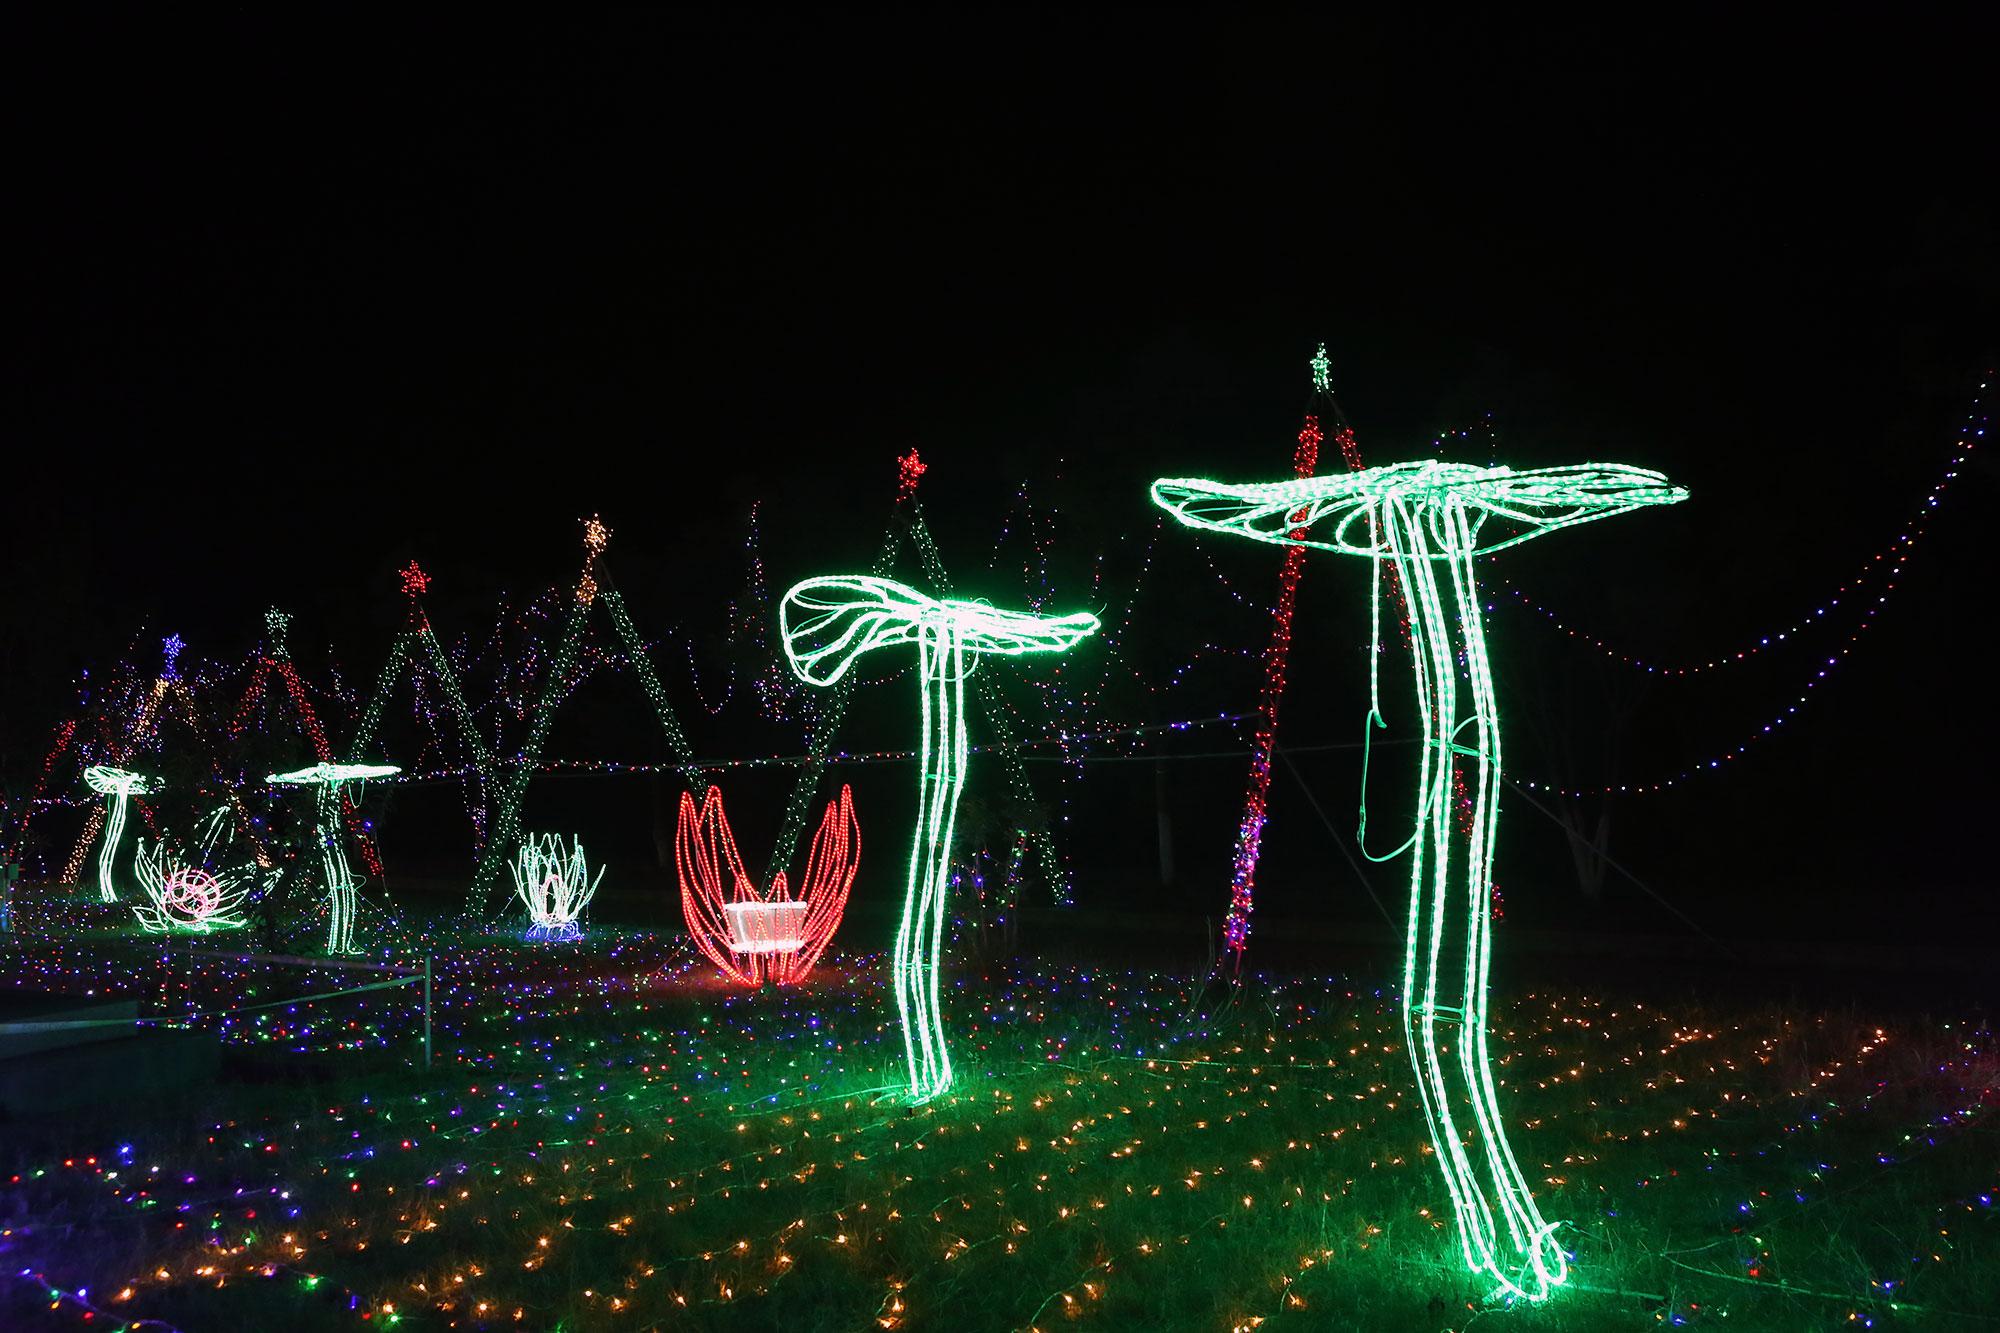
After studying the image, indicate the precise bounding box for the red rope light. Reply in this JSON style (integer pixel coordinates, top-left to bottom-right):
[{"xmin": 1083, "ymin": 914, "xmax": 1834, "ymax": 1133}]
[{"xmin": 676, "ymin": 784, "xmax": 859, "ymax": 987}]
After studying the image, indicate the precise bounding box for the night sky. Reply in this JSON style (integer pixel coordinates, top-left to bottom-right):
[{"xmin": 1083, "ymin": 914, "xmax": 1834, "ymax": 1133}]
[{"xmin": 5, "ymin": 13, "xmax": 1996, "ymax": 946}]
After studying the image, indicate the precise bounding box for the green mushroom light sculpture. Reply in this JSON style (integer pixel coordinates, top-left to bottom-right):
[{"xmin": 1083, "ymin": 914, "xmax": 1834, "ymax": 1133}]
[
  {"xmin": 780, "ymin": 575, "xmax": 1098, "ymax": 1103},
  {"xmin": 82, "ymin": 765, "xmax": 158, "ymax": 903},
  {"xmin": 269, "ymin": 762, "xmax": 400, "ymax": 955},
  {"xmin": 1152, "ymin": 459, "xmax": 1686, "ymax": 1301}
]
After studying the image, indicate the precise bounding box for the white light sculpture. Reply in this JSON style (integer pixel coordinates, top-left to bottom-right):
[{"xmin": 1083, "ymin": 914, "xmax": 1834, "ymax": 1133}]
[{"xmin": 511, "ymin": 833, "xmax": 603, "ymax": 942}]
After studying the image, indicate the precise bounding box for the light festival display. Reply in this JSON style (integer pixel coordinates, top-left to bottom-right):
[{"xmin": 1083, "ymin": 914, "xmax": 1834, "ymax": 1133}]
[
  {"xmin": 761, "ymin": 452, "xmax": 926, "ymax": 888},
  {"xmin": 510, "ymin": 832, "xmax": 603, "ymax": 942},
  {"xmin": 1219, "ymin": 343, "xmax": 1336, "ymax": 962},
  {"xmin": 61, "ymin": 665, "xmax": 179, "ymax": 886},
  {"xmin": 467, "ymin": 517, "xmax": 703, "ymax": 911},
  {"xmin": 131, "ymin": 807, "xmax": 255, "ymax": 934},
  {"xmin": 675, "ymin": 783, "xmax": 860, "ymax": 986},
  {"xmin": 268, "ymin": 762, "xmax": 401, "ymax": 955},
  {"xmin": 902, "ymin": 487, "xmax": 1080, "ymax": 907},
  {"xmin": 1153, "ymin": 458, "xmax": 1686, "ymax": 1300},
  {"xmin": 80, "ymin": 764, "xmax": 158, "ymax": 902},
  {"xmin": 349, "ymin": 561, "xmax": 499, "ymax": 848},
  {"xmin": 781, "ymin": 575, "xmax": 1098, "ymax": 1102},
  {"xmin": 235, "ymin": 609, "xmax": 384, "ymax": 879}
]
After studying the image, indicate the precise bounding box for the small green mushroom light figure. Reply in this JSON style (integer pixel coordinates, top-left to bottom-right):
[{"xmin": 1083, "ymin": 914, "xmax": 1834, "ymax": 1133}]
[
  {"xmin": 780, "ymin": 575, "xmax": 1098, "ymax": 1103},
  {"xmin": 82, "ymin": 764, "xmax": 159, "ymax": 903},
  {"xmin": 268, "ymin": 761, "xmax": 400, "ymax": 955},
  {"xmin": 1152, "ymin": 458, "xmax": 1686, "ymax": 1301}
]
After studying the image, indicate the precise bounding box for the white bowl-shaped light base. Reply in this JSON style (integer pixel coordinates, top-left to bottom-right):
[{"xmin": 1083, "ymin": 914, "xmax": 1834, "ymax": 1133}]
[{"xmin": 724, "ymin": 900, "xmax": 810, "ymax": 954}]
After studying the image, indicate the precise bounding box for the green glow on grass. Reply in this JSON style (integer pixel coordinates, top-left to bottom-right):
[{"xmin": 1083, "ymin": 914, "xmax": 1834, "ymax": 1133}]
[
  {"xmin": 1151, "ymin": 458, "xmax": 1686, "ymax": 1301},
  {"xmin": 269, "ymin": 762, "xmax": 400, "ymax": 954},
  {"xmin": 780, "ymin": 575, "xmax": 1098, "ymax": 1102}
]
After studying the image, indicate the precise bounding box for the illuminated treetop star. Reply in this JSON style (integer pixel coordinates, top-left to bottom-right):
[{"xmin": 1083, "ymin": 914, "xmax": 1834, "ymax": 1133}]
[
  {"xmin": 264, "ymin": 608, "xmax": 293, "ymax": 655},
  {"xmin": 161, "ymin": 634, "xmax": 185, "ymax": 680},
  {"xmin": 896, "ymin": 449, "xmax": 927, "ymax": 498},
  {"xmin": 1310, "ymin": 342, "xmax": 1333, "ymax": 394},
  {"xmin": 398, "ymin": 561, "xmax": 430, "ymax": 598},
  {"xmin": 582, "ymin": 515, "xmax": 612, "ymax": 556},
  {"xmin": 84, "ymin": 764, "xmax": 157, "ymax": 796},
  {"xmin": 1151, "ymin": 460, "xmax": 1687, "ymax": 558},
  {"xmin": 780, "ymin": 575, "xmax": 1100, "ymax": 686},
  {"xmin": 268, "ymin": 762, "xmax": 401, "ymax": 787}
]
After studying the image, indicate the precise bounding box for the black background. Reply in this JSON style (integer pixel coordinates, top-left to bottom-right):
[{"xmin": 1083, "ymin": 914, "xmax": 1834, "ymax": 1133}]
[{"xmin": 5, "ymin": 12, "xmax": 1996, "ymax": 949}]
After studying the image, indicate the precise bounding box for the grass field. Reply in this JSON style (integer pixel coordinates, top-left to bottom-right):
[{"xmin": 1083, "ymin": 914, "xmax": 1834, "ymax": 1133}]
[{"xmin": 1, "ymin": 898, "xmax": 1994, "ymax": 1332}]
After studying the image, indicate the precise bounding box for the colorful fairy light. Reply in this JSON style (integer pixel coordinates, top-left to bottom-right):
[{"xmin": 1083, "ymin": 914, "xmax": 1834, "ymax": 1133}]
[
  {"xmin": 1500, "ymin": 377, "xmax": 1985, "ymax": 678},
  {"xmin": 781, "ymin": 574, "xmax": 1098, "ymax": 1102},
  {"xmin": 268, "ymin": 762, "xmax": 401, "ymax": 955},
  {"xmin": 1500, "ymin": 380, "xmax": 1988, "ymax": 795},
  {"xmin": 510, "ymin": 833, "xmax": 603, "ymax": 942},
  {"xmin": 81, "ymin": 764, "xmax": 157, "ymax": 902},
  {"xmin": 0, "ymin": 928, "xmax": 1976, "ymax": 1333},
  {"xmin": 1153, "ymin": 457, "xmax": 1687, "ymax": 1301},
  {"xmin": 676, "ymin": 784, "xmax": 859, "ymax": 986}
]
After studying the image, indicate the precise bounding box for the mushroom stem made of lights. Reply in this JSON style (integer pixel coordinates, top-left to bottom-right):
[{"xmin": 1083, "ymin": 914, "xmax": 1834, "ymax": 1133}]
[
  {"xmin": 268, "ymin": 762, "xmax": 400, "ymax": 955},
  {"xmin": 81, "ymin": 765, "xmax": 158, "ymax": 903},
  {"xmin": 1152, "ymin": 458, "xmax": 1686, "ymax": 1302},
  {"xmin": 780, "ymin": 575, "xmax": 1098, "ymax": 1103}
]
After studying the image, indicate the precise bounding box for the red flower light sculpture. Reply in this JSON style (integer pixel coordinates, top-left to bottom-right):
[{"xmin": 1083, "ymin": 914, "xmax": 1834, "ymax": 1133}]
[{"xmin": 676, "ymin": 784, "xmax": 859, "ymax": 986}]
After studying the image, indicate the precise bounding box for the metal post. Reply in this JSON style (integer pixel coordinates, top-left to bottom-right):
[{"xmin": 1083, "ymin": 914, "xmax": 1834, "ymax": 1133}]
[{"xmin": 422, "ymin": 954, "xmax": 432, "ymax": 1068}]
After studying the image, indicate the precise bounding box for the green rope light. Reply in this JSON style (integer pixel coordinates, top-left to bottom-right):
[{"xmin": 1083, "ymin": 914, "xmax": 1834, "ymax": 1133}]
[
  {"xmin": 269, "ymin": 762, "xmax": 401, "ymax": 955},
  {"xmin": 780, "ymin": 575, "xmax": 1098, "ymax": 1103},
  {"xmin": 1151, "ymin": 459, "xmax": 1686, "ymax": 1301},
  {"xmin": 81, "ymin": 765, "xmax": 157, "ymax": 903}
]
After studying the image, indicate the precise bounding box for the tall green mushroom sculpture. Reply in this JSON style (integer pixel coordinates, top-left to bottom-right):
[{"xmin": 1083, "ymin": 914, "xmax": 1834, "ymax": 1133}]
[
  {"xmin": 82, "ymin": 765, "xmax": 158, "ymax": 902},
  {"xmin": 268, "ymin": 762, "xmax": 400, "ymax": 955},
  {"xmin": 780, "ymin": 575, "xmax": 1098, "ymax": 1103},
  {"xmin": 1152, "ymin": 459, "xmax": 1685, "ymax": 1301}
]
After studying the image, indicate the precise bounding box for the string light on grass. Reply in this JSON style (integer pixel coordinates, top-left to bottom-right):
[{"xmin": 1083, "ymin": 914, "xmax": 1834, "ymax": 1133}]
[
  {"xmin": 781, "ymin": 575, "xmax": 1097, "ymax": 1102},
  {"xmin": 1154, "ymin": 457, "xmax": 1687, "ymax": 1300}
]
